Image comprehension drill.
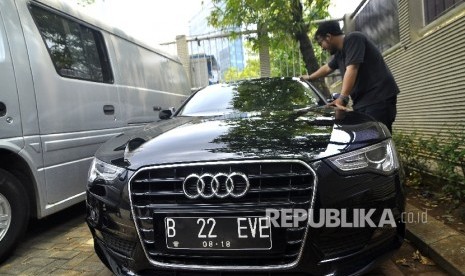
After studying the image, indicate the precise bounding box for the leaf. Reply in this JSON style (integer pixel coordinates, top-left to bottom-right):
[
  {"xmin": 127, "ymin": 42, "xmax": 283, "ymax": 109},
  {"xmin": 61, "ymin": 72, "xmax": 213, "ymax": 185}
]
[
  {"xmin": 395, "ymin": 258, "xmax": 411, "ymax": 267},
  {"xmin": 420, "ymin": 255, "xmax": 436, "ymax": 266},
  {"xmin": 412, "ymin": 250, "xmax": 422, "ymax": 261},
  {"xmin": 412, "ymin": 250, "xmax": 436, "ymax": 266}
]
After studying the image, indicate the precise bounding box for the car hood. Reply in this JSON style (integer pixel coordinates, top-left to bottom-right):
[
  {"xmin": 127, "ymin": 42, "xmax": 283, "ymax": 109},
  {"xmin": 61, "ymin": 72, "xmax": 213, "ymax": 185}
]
[{"xmin": 95, "ymin": 107, "xmax": 390, "ymax": 170}]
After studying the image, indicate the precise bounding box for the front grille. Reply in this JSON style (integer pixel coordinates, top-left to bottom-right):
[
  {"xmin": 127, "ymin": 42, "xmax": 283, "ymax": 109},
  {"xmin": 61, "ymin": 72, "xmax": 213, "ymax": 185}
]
[{"xmin": 129, "ymin": 160, "xmax": 316, "ymax": 269}]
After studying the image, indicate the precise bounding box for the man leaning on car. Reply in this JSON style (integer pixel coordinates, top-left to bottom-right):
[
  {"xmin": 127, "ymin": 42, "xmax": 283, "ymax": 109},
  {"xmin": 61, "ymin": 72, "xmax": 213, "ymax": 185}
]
[{"xmin": 301, "ymin": 21, "xmax": 399, "ymax": 134}]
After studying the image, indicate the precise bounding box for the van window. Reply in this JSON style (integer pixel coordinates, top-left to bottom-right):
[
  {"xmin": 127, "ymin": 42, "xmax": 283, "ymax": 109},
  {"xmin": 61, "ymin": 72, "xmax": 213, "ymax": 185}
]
[{"xmin": 30, "ymin": 5, "xmax": 113, "ymax": 83}]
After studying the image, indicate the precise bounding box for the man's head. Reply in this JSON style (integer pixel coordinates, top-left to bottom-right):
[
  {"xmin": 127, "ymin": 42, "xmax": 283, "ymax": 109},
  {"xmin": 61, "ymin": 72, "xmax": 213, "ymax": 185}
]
[{"xmin": 314, "ymin": 21, "xmax": 344, "ymax": 55}]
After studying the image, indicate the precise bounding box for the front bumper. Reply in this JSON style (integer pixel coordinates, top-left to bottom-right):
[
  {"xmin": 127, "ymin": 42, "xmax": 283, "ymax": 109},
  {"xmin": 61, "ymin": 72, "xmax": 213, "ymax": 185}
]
[{"xmin": 86, "ymin": 160, "xmax": 405, "ymax": 275}]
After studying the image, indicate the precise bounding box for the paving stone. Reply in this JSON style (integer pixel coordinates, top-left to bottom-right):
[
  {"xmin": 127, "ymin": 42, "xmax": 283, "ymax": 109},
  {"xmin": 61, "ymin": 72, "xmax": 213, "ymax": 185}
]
[
  {"xmin": 17, "ymin": 265, "xmax": 44, "ymax": 275},
  {"xmin": 0, "ymin": 261, "xmax": 29, "ymax": 275},
  {"xmin": 48, "ymin": 235, "xmax": 77, "ymax": 245},
  {"xmin": 74, "ymin": 245, "xmax": 95, "ymax": 252},
  {"xmin": 50, "ymin": 250, "xmax": 81, "ymax": 260},
  {"xmin": 17, "ymin": 249, "xmax": 54, "ymax": 259},
  {"xmin": 3, "ymin": 253, "xmax": 29, "ymax": 264},
  {"xmin": 69, "ymin": 237, "xmax": 91, "ymax": 244},
  {"xmin": 65, "ymin": 229, "xmax": 92, "ymax": 239},
  {"xmin": 56, "ymin": 224, "xmax": 82, "ymax": 232},
  {"xmin": 21, "ymin": 257, "xmax": 56, "ymax": 266},
  {"xmin": 34, "ymin": 259, "xmax": 68, "ymax": 274},
  {"xmin": 49, "ymin": 269, "xmax": 83, "ymax": 276},
  {"xmin": 60, "ymin": 252, "xmax": 94, "ymax": 270},
  {"xmin": 35, "ymin": 232, "xmax": 64, "ymax": 241},
  {"xmin": 60, "ymin": 243, "xmax": 81, "ymax": 251},
  {"xmin": 53, "ymin": 244, "xmax": 76, "ymax": 251},
  {"xmin": 79, "ymin": 261, "xmax": 108, "ymax": 272},
  {"xmin": 27, "ymin": 242, "xmax": 56, "ymax": 250}
]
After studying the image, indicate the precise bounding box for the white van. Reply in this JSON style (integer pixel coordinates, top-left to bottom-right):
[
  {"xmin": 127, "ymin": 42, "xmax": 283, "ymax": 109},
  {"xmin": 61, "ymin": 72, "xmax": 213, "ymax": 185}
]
[{"xmin": 0, "ymin": 0, "xmax": 190, "ymax": 261}]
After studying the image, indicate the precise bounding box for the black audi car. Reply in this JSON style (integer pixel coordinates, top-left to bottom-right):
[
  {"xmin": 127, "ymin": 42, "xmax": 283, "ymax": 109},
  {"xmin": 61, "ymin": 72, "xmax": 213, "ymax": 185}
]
[{"xmin": 86, "ymin": 77, "xmax": 405, "ymax": 275}]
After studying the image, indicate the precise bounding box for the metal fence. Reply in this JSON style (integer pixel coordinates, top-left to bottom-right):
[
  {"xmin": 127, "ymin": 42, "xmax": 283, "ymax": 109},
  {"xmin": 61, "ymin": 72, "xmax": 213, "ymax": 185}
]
[{"xmin": 158, "ymin": 31, "xmax": 320, "ymax": 90}]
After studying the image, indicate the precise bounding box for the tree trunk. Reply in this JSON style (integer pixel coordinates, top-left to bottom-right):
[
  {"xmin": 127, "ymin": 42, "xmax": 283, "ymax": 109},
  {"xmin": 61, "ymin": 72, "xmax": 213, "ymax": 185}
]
[
  {"xmin": 291, "ymin": 0, "xmax": 330, "ymax": 97},
  {"xmin": 258, "ymin": 22, "xmax": 271, "ymax": 78},
  {"xmin": 296, "ymin": 32, "xmax": 330, "ymax": 97}
]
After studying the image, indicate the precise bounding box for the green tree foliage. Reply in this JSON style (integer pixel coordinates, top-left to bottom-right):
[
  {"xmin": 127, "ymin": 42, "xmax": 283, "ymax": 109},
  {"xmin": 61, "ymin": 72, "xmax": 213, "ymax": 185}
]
[
  {"xmin": 394, "ymin": 127, "xmax": 465, "ymax": 202},
  {"xmin": 224, "ymin": 59, "xmax": 260, "ymax": 82},
  {"xmin": 208, "ymin": 0, "xmax": 331, "ymax": 94},
  {"xmin": 231, "ymin": 78, "xmax": 318, "ymax": 112}
]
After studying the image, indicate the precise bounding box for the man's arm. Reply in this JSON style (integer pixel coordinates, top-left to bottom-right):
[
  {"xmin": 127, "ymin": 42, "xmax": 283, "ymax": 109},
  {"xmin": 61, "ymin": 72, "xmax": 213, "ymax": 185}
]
[
  {"xmin": 331, "ymin": 64, "xmax": 359, "ymax": 108},
  {"xmin": 300, "ymin": 64, "xmax": 334, "ymax": 81},
  {"xmin": 340, "ymin": 64, "xmax": 359, "ymax": 97}
]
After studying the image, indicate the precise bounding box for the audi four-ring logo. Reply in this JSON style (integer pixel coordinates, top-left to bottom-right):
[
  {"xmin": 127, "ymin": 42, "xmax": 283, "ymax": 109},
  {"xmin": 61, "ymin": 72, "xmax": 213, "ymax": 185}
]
[{"xmin": 182, "ymin": 172, "xmax": 250, "ymax": 199}]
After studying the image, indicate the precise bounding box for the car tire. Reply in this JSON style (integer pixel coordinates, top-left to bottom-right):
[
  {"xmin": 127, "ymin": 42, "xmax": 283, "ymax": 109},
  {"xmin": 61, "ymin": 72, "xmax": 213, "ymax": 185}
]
[{"xmin": 0, "ymin": 169, "xmax": 29, "ymax": 263}]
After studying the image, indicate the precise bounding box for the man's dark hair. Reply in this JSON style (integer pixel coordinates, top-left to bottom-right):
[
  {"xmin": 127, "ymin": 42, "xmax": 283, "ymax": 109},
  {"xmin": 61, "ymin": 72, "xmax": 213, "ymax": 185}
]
[{"xmin": 314, "ymin": 21, "xmax": 343, "ymax": 40}]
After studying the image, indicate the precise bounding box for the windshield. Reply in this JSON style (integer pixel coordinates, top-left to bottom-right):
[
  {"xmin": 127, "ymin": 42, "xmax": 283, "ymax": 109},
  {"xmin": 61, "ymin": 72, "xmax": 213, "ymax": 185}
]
[{"xmin": 178, "ymin": 78, "xmax": 322, "ymax": 117}]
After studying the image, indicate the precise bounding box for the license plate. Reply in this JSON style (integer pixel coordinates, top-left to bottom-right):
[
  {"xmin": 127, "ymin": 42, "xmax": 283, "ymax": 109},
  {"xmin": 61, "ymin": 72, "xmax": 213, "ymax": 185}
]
[{"xmin": 164, "ymin": 216, "xmax": 272, "ymax": 250}]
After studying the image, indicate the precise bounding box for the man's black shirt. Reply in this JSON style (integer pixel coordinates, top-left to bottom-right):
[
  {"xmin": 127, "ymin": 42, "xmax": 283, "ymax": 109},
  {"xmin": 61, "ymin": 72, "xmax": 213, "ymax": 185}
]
[{"xmin": 328, "ymin": 32, "xmax": 399, "ymax": 109}]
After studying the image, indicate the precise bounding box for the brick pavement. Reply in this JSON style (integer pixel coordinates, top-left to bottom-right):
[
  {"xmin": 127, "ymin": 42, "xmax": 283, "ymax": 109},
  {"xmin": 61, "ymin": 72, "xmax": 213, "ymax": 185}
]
[{"xmin": 0, "ymin": 203, "xmax": 112, "ymax": 276}]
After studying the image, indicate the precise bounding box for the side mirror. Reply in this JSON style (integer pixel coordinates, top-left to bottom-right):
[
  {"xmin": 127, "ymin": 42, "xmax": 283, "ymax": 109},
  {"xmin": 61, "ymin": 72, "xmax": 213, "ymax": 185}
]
[
  {"xmin": 326, "ymin": 93, "xmax": 342, "ymax": 102},
  {"xmin": 332, "ymin": 93, "xmax": 341, "ymax": 100},
  {"xmin": 159, "ymin": 107, "xmax": 175, "ymax": 120}
]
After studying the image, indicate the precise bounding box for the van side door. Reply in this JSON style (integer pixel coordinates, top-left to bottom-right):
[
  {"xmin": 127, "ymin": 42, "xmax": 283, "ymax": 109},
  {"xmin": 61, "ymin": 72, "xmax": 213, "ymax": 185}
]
[
  {"xmin": 0, "ymin": 5, "xmax": 22, "ymax": 143},
  {"xmin": 109, "ymin": 36, "xmax": 188, "ymax": 127},
  {"xmin": 18, "ymin": 2, "xmax": 122, "ymax": 209}
]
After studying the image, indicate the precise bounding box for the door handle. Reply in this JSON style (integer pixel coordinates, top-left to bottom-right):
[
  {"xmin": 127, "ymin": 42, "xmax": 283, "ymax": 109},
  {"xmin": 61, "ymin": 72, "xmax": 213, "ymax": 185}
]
[{"xmin": 103, "ymin": 105, "xmax": 115, "ymax": 115}]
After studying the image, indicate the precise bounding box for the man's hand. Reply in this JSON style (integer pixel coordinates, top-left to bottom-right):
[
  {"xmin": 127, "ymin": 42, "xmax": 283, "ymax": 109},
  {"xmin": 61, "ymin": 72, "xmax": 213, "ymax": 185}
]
[
  {"xmin": 299, "ymin": 75, "xmax": 310, "ymax": 81},
  {"xmin": 299, "ymin": 65, "xmax": 334, "ymax": 82},
  {"xmin": 327, "ymin": 97, "xmax": 348, "ymax": 110}
]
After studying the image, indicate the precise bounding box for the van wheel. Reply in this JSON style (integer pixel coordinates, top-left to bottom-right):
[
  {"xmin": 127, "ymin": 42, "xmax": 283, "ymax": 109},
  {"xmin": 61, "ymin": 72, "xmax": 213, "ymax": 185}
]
[{"xmin": 0, "ymin": 169, "xmax": 29, "ymax": 263}]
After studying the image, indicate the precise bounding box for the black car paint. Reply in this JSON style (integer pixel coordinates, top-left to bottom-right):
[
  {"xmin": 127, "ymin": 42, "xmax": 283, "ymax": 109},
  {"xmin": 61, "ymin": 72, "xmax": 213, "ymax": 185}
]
[
  {"xmin": 97, "ymin": 108, "xmax": 388, "ymax": 170},
  {"xmin": 86, "ymin": 78, "xmax": 404, "ymax": 275}
]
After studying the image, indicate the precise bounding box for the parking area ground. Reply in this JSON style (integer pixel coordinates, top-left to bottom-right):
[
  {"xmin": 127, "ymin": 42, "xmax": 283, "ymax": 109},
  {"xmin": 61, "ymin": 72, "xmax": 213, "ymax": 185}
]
[
  {"xmin": 0, "ymin": 203, "xmax": 111, "ymax": 275},
  {"xmin": 0, "ymin": 202, "xmax": 447, "ymax": 276}
]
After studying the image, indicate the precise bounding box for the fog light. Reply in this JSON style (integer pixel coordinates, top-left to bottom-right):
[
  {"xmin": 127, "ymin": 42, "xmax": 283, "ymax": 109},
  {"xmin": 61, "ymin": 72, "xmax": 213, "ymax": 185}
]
[{"xmin": 87, "ymin": 200, "xmax": 101, "ymax": 227}]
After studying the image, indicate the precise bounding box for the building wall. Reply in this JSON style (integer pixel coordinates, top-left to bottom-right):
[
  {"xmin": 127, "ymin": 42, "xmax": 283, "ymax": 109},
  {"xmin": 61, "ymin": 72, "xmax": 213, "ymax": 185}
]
[
  {"xmin": 188, "ymin": 0, "xmax": 245, "ymax": 78},
  {"xmin": 383, "ymin": 0, "xmax": 465, "ymax": 138}
]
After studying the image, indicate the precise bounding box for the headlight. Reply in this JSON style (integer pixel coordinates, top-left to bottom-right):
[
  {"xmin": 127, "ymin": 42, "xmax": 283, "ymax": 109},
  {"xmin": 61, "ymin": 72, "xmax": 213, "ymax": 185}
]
[
  {"xmin": 328, "ymin": 139, "xmax": 399, "ymax": 174},
  {"xmin": 88, "ymin": 158, "xmax": 125, "ymax": 183}
]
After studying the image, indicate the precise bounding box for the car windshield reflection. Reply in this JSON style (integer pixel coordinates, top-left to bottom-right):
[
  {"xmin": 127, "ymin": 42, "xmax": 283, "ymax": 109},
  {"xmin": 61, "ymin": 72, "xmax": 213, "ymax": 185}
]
[{"xmin": 178, "ymin": 78, "xmax": 322, "ymax": 117}]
